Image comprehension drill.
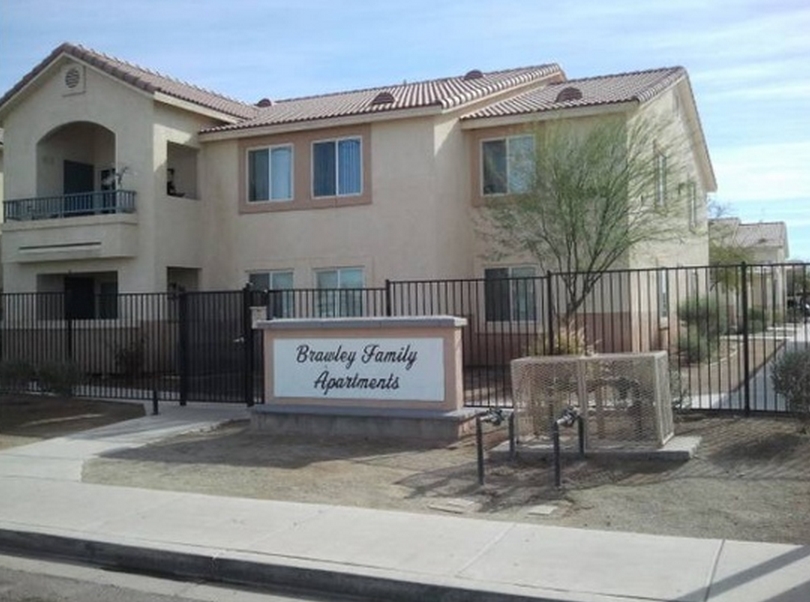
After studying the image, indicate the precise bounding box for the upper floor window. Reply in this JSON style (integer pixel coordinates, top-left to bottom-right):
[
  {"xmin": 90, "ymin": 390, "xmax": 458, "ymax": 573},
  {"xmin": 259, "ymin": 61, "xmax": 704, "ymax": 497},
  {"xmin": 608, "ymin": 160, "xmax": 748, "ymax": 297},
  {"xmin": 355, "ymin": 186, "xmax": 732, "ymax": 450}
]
[
  {"xmin": 654, "ymin": 150, "xmax": 667, "ymax": 207},
  {"xmin": 312, "ymin": 137, "xmax": 362, "ymax": 197},
  {"xmin": 248, "ymin": 145, "xmax": 293, "ymax": 202},
  {"xmin": 482, "ymin": 135, "xmax": 535, "ymax": 195},
  {"xmin": 484, "ymin": 266, "xmax": 537, "ymax": 322},
  {"xmin": 687, "ymin": 181, "xmax": 699, "ymax": 230}
]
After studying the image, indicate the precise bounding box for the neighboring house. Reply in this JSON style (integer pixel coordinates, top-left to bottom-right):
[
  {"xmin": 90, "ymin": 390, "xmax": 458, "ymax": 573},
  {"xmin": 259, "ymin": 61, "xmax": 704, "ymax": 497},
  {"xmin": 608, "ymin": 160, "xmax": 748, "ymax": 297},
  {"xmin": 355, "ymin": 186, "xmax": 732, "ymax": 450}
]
[
  {"xmin": 0, "ymin": 44, "xmax": 716, "ymax": 347},
  {"xmin": 709, "ymin": 218, "xmax": 790, "ymax": 320}
]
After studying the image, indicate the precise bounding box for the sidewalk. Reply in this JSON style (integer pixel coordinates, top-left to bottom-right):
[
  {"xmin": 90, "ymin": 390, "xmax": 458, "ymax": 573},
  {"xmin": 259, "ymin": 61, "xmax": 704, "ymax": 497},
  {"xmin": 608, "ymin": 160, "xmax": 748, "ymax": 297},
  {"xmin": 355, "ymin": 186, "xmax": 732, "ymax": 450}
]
[{"xmin": 1, "ymin": 404, "xmax": 808, "ymax": 601}]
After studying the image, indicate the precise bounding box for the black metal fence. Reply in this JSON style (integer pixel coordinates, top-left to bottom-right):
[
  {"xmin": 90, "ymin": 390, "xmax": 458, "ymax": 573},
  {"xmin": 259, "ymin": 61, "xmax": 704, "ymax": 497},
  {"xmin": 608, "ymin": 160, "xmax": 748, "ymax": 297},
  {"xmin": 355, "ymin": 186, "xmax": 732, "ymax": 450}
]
[{"xmin": 0, "ymin": 262, "xmax": 807, "ymax": 412}]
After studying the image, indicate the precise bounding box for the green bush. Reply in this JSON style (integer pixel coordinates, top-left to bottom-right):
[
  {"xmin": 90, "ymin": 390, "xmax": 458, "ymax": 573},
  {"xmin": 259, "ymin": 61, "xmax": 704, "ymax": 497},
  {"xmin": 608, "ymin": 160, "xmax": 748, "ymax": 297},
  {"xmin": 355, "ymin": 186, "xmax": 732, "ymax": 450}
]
[
  {"xmin": 37, "ymin": 361, "xmax": 84, "ymax": 397},
  {"xmin": 677, "ymin": 326, "xmax": 719, "ymax": 364},
  {"xmin": 771, "ymin": 348, "xmax": 810, "ymax": 428},
  {"xmin": 677, "ymin": 296, "xmax": 730, "ymax": 336},
  {"xmin": 747, "ymin": 317, "xmax": 767, "ymax": 334},
  {"xmin": 0, "ymin": 360, "xmax": 36, "ymax": 391}
]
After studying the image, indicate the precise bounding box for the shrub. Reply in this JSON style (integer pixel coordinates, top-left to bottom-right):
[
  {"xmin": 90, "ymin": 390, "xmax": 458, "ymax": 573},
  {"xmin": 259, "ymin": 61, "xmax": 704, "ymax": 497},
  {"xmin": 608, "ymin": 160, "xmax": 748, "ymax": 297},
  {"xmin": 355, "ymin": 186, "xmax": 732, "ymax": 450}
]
[
  {"xmin": 771, "ymin": 348, "xmax": 810, "ymax": 429},
  {"xmin": 677, "ymin": 296, "xmax": 730, "ymax": 336},
  {"xmin": 0, "ymin": 360, "xmax": 36, "ymax": 391},
  {"xmin": 746, "ymin": 307, "xmax": 768, "ymax": 333},
  {"xmin": 37, "ymin": 361, "xmax": 84, "ymax": 397},
  {"xmin": 528, "ymin": 324, "xmax": 594, "ymax": 356},
  {"xmin": 670, "ymin": 365, "xmax": 691, "ymax": 412},
  {"xmin": 747, "ymin": 317, "xmax": 767, "ymax": 334},
  {"xmin": 677, "ymin": 326, "xmax": 719, "ymax": 364}
]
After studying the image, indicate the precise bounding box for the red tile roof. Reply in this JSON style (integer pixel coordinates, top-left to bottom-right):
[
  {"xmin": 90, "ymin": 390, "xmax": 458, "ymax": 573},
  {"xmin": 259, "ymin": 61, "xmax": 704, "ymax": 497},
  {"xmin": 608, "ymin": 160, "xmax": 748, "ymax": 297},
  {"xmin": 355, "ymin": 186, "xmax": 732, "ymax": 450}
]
[
  {"xmin": 711, "ymin": 218, "xmax": 788, "ymax": 250},
  {"xmin": 461, "ymin": 67, "xmax": 686, "ymax": 119},
  {"xmin": 0, "ymin": 43, "xmax": 259, "ymax": 120},
  {"xmin": 201, "ymin": 64, "xmax": 563, "ymax": 134}
]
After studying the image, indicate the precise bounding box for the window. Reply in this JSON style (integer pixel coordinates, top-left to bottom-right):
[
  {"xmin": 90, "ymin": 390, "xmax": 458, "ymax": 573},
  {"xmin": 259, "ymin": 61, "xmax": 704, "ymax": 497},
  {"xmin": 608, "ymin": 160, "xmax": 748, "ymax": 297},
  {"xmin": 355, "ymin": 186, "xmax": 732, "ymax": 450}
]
[
  {"xmin": 248, "ymin": 145, "xmax": 293, "ymax": 202},
  {"xmin": 482, "ymin": 135, "xmax": 535, "ymax": 195},
  {"xmin": 249, "ymin": 270, "xmax": 294, "ymax": 318},
  {"xmin": 657, "ymin": 269, "xmax": 669, "ymax": 319},
  {"xmin": 688, "ymin": 181, "xmax": 699, "ymax": 230},
  {"xmin": 654, "ymin": 151, "xmax": 667, "ymax": 206},
  {"xmin": 312, "ymin": 138, "xmax": 361, "ymax": 197},
  {"xmin": 315, "ymin": 267, "xmax": 364, "ymax": 317},
  {"xmin": 484, "ymin": 266, "xmax": 537, "ymax": 321}
]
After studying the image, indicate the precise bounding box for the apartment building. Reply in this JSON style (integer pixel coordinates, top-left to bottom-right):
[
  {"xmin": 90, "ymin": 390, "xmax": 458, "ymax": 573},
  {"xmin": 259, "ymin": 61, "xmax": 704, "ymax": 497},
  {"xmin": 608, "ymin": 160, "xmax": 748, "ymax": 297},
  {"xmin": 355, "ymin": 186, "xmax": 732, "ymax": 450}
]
[{"xmin": 0, "ymin": 43, "xmax": 715, "ymax": 320}]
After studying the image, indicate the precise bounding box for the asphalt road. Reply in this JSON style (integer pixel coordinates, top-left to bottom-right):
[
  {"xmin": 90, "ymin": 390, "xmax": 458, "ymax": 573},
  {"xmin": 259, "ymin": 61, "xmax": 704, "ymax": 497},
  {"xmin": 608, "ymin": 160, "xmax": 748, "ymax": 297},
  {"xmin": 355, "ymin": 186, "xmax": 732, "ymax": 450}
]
[{"xmin": 0, "ymin": 553, "xmax": 350, "ymax": 602}]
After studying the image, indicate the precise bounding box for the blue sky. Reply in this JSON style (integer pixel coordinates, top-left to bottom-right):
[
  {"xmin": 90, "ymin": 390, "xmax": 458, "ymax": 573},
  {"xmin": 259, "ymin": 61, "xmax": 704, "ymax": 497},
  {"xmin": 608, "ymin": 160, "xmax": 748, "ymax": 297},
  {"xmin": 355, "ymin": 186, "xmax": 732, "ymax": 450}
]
[{"xmin": 2, "ymin": 0, "xmax": 808, "ymax": 258}]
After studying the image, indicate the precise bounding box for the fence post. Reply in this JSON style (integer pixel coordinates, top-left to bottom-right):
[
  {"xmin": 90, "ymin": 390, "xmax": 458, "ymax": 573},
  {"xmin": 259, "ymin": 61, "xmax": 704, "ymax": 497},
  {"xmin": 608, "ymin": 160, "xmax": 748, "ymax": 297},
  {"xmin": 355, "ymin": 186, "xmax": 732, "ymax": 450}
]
[
  {"xmin": 178, "ymin": 291, "xmax": 189, "ymax": 407},
  {"xmin": 385, "ymin": 279, "xmax": 393, "ymax": 317},
  {"xmin": 546, "ymin": 272, "xmax": 555, "ymax": 354},
  {"xmin": 64, "ymin": 290, "xmax": 74, "ymax": 362},
  {"xmin": 740, "ymin": 261, "xmax": 751, "ymax": 416},
  {"xmin": 242, "ymin": 283, "xmax": 255, "ymax": 407}
]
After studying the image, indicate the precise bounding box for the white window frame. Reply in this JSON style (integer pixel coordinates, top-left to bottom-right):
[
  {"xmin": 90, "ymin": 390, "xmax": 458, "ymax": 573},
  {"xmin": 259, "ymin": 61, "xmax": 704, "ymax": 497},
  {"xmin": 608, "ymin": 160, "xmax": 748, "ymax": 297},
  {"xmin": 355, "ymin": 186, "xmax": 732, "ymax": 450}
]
[
  {"xmin": 480, "ymin": 134, "xmax": 535, "ymax": 196},
  {"xmin": 654, "ymin": 150, "xmax": 667, "ymax": 207},
  {"xmin": 657, "ymin": 268, "xmax": 669, "ymax": 320},
  {"xmin": 246, "ymin": 144, "xmax": 294, "ymax": 203},
  {"xmin": 688, "ymin": 181, "xmax": 699, "ymax": 230},
  {"xmin": 314, "ymin": 267, "xmax": 365, "ymax": 317},
  {"xmin": 311, "ymin": 136, "xmax": 363, "ymax": 198},
  {"xmin": 248, "ymin": 270, "xmax": 294, "ymax": 317}
]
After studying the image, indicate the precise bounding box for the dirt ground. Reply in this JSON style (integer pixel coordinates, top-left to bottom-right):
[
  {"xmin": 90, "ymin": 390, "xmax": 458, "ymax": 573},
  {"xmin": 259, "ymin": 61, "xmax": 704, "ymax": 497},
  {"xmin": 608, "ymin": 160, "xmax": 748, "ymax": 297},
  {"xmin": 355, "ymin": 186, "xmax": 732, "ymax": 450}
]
[
  {"xmin": 2, "ymin": 394, "xmax": 807, "ymax": 545},
  {"xmin": 81, "ymin": 411, "xmax": 810, "ymax": 546},
  {"xmin": 0, "ymin": 394, "xmax": 145, "ymax": 451}
]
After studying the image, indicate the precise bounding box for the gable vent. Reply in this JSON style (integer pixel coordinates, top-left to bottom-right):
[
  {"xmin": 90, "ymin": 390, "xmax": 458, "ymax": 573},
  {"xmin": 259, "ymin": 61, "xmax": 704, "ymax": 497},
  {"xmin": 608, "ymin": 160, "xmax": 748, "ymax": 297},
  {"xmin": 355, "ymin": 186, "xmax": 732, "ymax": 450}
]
[
  {"xmin": 555, "ymin": 86, "xmax": 583, "ymax": 103},
  {"xmin": 370, "ymin": 91, "xmax": 395, "ymax": 106},
  {"xmin": 61, "ymin": 63, "xmax": 86, "ymax": 96},
  {"xmin": 256, "ymin": 98, "xmax": 273, "ymax": 107},
  {"xmin": 463, "ymin": 69, "xmax": 484, "ymax": 81}
]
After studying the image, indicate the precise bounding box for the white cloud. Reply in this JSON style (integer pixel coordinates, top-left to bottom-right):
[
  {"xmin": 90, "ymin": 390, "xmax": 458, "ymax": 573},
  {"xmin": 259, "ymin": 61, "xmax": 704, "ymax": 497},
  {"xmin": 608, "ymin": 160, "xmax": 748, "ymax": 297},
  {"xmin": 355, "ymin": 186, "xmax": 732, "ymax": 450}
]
[{"xmin": 714, "ymin": 142, "xmax": 810, "ymax": 203}]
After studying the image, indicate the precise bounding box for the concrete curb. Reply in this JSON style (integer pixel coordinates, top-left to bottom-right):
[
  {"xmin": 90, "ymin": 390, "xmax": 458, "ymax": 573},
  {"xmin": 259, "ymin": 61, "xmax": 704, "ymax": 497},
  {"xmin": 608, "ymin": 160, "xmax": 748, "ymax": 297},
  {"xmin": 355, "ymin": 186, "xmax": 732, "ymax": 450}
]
[{"xmin": 0, "ymin": 528, "xmax": 580, "ymax": 602}]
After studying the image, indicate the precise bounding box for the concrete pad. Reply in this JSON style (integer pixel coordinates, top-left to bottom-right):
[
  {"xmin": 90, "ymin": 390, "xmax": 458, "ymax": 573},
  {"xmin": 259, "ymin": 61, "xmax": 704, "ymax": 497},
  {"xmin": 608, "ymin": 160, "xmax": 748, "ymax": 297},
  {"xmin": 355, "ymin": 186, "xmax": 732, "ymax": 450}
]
[
  {"xmin": 458, "ymin": 523, "xmax": 721, "ymax": 602},
  {"xmin": 527, "ymin": 504, "xmax": 558, "ymax": 516},
  {"xmin": 496, "ymin": 434, "xmax": 701, "ymax": 461},
  {"xmin": 708, "ymin": 540, "xmax": 810, "ymax": 601},
  {"xmin": 427, "ymin": 498, "xmax": 479, "ymax": 514},
  {"xmin": 248, "ymin": 505, "xmax": 513, "ymax": 577}
]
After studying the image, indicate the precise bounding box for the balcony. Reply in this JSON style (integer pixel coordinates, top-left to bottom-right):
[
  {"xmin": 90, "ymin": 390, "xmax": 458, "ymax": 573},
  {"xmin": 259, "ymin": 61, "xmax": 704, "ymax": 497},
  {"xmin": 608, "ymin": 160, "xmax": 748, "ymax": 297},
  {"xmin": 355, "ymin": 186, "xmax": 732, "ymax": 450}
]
[
  {"xmin": 3, "ymin": 190, "xmax": 136, "ymax": 221},
  {"xmin": 2, "ymin": 191, "xmax": 139, "ymax": 263}
]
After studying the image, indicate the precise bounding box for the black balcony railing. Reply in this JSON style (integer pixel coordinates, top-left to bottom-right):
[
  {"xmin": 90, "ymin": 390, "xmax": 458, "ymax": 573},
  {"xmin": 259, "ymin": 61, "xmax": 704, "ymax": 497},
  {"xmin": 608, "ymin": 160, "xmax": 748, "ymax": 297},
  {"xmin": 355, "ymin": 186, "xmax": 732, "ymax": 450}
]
[{"xmin": 4, "ymin": 190, "xmax": 137, "ymax": 221}]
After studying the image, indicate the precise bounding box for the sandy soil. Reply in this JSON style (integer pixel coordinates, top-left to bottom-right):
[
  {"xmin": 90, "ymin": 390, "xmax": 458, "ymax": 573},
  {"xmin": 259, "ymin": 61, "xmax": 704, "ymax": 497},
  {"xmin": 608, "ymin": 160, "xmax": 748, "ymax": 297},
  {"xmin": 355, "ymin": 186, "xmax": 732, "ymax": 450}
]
[
  {"xmin": 83, "ymin": 413, "xmax": 810, "ymax": 545},
  {"xmin": 0, "ymin": 395, "xmax": 145, "ymax": 451}
]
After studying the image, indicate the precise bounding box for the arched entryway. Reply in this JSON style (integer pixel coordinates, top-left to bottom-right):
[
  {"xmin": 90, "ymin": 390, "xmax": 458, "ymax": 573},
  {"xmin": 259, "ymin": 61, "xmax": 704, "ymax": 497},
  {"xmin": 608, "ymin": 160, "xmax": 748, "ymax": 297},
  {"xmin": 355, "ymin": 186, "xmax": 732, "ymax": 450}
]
[{"xmin": 34, "ymin": 121, "xmax": 119, "ymax": 216}]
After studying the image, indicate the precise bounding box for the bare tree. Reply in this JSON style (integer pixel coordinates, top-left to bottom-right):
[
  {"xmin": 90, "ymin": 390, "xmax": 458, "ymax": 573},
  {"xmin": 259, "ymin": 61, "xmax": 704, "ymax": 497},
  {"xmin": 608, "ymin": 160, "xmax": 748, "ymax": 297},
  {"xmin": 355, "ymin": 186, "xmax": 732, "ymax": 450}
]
[
  {"xmin": 480, "ymin": 115, "xmax": 692, "ymax": 322},
  {"xmin": 707, "ymin": 204, "xmax": 752, "ymax": 290}
]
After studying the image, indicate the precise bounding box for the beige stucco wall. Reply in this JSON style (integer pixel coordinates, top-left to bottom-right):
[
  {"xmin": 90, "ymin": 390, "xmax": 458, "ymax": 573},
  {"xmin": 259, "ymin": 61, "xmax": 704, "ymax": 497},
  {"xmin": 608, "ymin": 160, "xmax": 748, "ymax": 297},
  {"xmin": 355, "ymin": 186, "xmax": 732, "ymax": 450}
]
[
  {"xmin": 203, "ymin": 114, "xmax": 476, "ymax": 290},
  {"xmin": 628, "ymin": 83, "xmax": 710, "ymax": 271},
  {"xmin": 1, "ymin": 58, "xmax": 227, "ymax": 294}
]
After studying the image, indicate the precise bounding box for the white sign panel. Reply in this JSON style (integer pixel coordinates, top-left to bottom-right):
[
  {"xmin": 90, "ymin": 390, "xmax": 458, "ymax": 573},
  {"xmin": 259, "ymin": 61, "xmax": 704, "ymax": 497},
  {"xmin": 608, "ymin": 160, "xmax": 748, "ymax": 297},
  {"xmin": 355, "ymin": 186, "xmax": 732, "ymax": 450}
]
[{"xmin": 273, "ymin": 338, "xmax": 445, "ymax": 401}]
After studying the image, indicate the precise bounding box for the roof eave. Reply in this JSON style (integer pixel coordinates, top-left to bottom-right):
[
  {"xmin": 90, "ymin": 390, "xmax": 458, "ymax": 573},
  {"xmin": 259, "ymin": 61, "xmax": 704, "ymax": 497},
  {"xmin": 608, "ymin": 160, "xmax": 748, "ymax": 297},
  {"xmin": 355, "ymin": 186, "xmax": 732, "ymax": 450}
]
[
  {"xmin": 198, "ymin": 104, "xmax": 443, "ymax": 142},
  {"xmin": 460, "ymin": 101, "xmax": 637, "ymax": 130},
  {"xmin": 674, "ymin": 76, "xmax": 717, "ymax": 193},
  {"xmin": 154, "ymin": 92, "xmax": 245, "ymax": 124}
]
